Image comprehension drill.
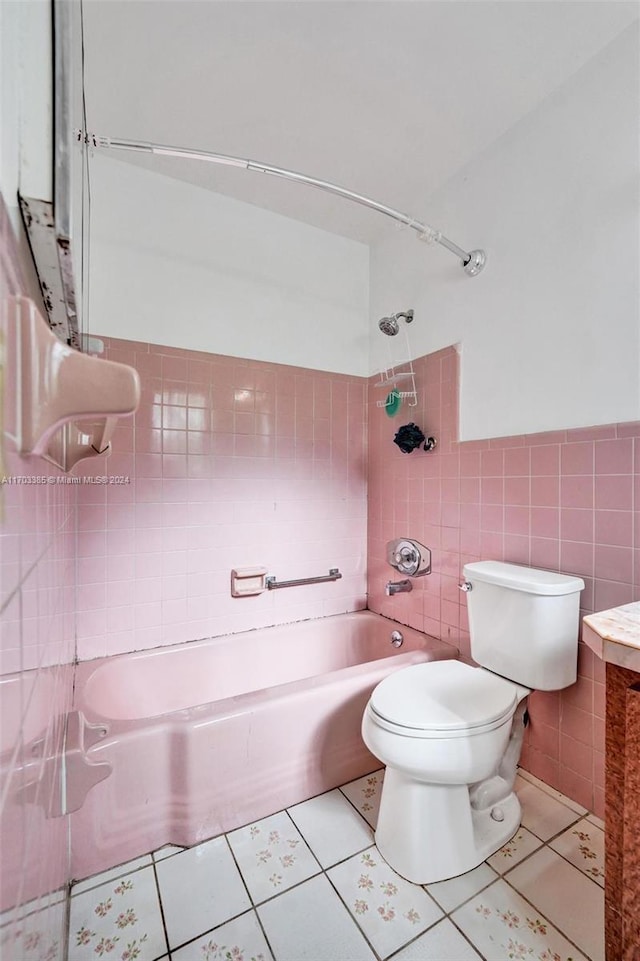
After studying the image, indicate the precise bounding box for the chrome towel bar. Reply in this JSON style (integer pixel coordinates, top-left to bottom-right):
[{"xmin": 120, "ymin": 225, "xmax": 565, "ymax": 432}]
[{"xmin": 265, "ymin": 569, "xmax": 342, "ymax": 590}]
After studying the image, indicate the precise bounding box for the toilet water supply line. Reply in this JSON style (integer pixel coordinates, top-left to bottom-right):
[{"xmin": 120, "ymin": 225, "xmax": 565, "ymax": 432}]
[{"xmin": 86, "ymin": 134, "xmax": 487, "ymax": 276}]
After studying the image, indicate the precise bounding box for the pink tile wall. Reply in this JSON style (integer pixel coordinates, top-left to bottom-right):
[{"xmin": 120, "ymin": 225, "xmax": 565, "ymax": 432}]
[
  {"xmin": 367, "ymin": 345, "xmax": 639, "ymax": 819},
  {"xmin": 0, "ymin": 194, "xmax": 75, "ymax": 957},
  {"xmin": 74, "ymin": 337, "xmax": 368, "ymax": 660}
]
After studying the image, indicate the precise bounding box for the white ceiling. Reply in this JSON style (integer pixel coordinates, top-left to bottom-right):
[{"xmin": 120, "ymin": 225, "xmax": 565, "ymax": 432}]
[{"xmin": 83, "ymin": 1, "xmax": 639, "ymax": 244}]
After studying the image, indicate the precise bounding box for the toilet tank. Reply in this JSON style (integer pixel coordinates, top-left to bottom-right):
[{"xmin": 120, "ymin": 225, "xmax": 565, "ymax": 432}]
[{"xmin": 463, "ymin": 561, "xmax": 585, "ymax": 691}]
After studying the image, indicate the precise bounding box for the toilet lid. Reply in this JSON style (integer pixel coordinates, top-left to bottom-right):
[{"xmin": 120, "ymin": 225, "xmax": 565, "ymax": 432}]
[{"xmin": 369, "ymin": 660, "xmax": 518, "ymax": 734}]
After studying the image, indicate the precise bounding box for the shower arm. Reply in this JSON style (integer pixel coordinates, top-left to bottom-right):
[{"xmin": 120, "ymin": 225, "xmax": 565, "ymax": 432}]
[{"xmin": 88, "ymin": 134, "xmax": 486, "ymax": 276}]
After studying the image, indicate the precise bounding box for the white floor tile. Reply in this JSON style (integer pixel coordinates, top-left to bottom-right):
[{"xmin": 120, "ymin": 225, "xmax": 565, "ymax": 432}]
[
  {"xmin": 516, "ymin": 778, "xmax": 582, "ymax": 841},
  {"xmin": 452, "ymin": 878, "xmax": 590, "ymax": 961},
  {"xmin": 506, "ymin": 846, "xmax": 604, "ymax": 959},
  {"xmin": 340, "ymin": 769, "xmax": 384, "ymax": 828},
  {"xmin": 72, "ymin": 856, "xmax": 153, "ymax": 895},
  {"xmin": 152, "ymin": 845, "xmax": 185, "ymax": 863},
  {"xmin": 586, "ymin": 812, "xmax": 605, "ymax": 831},
  {"xmin": 425, "ymin": 863, "xmax": 498, "ymax": 914},
  {"xmin": 549, "ymin": 819, "xmax": 605, "ymax": 886},
  {"xmin": 287, "ymin": 789, "xmax": 374, "ymax": 868},
  {"xmin": 171, "ymin": 910, "xmax": 274, "ymax": 961},
  {"xmin": 227, "ymin": 810, "xmax": 320, "ymax": 903},
  {"xmin": 487, "ymin": 826, "xmax": 544, "ymax": 874},
  {"xmin": 258, "ymin": 874, "xmax": 376, "ymax": 961},
  {"xmin": 327, "ymin": 846, "xmax": 443, "ymax": 959},
  {"xmin": 155, "ymin": 836, "xmax": 251, "ymax": 950},
  {"xmin": 0, "ymin": 889, "xmax": 66, "ymax": 929},
  {"xmin": 2, "ymin": 896, "xmax": 67, "ymax": 961},
  {"xmin": 68, "ymin": 865, "xmax": 166, "ymax": 961},
  {"xmin": 517, "ymin": 769, "xmax": 588, "ymax": 815},
  {"xmin": 391, "ymin": 918, "xmax": 483, "ymax": 960}
]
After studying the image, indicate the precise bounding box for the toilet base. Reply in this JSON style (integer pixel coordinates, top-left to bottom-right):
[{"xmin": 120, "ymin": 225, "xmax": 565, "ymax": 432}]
[{"xmin": 374, "ymin": 767, "xmax": 521, "ymax": 884}]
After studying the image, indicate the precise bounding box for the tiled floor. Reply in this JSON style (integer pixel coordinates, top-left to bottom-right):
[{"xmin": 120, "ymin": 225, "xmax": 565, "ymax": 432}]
[{"xmin": 66, "ymin": 769, "xmax": 605, "ymax": 961}]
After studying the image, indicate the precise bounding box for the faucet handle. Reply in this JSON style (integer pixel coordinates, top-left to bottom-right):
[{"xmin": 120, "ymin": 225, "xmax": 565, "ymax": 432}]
[{"xmin": 386, "ymin": 539, "xmax": 431, "ymax": 577}]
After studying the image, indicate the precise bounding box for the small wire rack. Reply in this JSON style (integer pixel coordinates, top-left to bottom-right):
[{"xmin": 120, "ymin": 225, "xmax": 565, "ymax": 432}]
[{"xmin": 375, "ymin": 366, "xmax": 418, "ymax": 408}]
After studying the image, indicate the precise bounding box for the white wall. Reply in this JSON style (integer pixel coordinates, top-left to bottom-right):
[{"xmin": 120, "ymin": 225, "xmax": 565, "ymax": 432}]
[
  {"xmin": 89, "ymin": 154, "xmax": 370, "ymax": 375},
  {"xmin": 370, "ymin": 25, "xmax": 640, "ymax": 440},
  {"xmin": 0, "ymin": 0, "xmax": 52, "ymax": 216},
  {"xmin": 0, "ymin": 0, "xmax": 52, "ymax": 306}
]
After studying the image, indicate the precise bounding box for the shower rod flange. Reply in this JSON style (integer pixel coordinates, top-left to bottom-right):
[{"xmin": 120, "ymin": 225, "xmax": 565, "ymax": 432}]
[
  {"xmin": 88, "ymin": 132, "xmax": 486, "ymax": 276},
  {"xmin": 463, "ymin": 250, "xmax": 486, "ymax": 277}
]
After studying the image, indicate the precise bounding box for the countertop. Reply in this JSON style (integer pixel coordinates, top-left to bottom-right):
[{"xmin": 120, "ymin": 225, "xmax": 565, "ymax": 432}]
[{"xmin": 583, "ymin": 602, "xmax": 640, "ymax": 672}]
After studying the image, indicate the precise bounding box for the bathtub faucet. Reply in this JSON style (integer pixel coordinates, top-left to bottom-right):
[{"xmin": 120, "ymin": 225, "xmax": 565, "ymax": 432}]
[{"xmin": 385, "ymin": 579, "xmax": 412, "ymax": 596}]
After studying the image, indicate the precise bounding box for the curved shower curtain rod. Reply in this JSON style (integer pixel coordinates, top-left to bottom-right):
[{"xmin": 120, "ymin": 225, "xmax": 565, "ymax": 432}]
[{"xmin": 90, "ymin": 134, "xmax": 486, "ymax": 276}]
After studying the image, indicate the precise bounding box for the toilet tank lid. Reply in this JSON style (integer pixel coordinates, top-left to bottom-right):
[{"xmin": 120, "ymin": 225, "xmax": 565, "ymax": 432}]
[{"xmin": 463, "ymin": 561, "xmax": 584, "ymax": 596}]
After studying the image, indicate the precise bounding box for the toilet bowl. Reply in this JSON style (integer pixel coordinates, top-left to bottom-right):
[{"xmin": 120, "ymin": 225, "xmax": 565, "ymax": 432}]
[
  {"xmin": 362, "ymin": 561, "xmax": 584, "ymax": 885},
  {"xmin": 362, "ymin": 659, "xmax": 529, "ymax": 883}
]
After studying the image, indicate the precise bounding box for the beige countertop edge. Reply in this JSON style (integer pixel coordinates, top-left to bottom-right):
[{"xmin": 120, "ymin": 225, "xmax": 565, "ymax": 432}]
[{"xmin": 583, "ymin": 602, "xmax": 640, "ymax": 673}]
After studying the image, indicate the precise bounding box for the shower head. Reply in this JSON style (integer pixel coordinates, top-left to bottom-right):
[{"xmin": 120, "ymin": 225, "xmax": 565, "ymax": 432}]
[
  {"xmin": 379, "ymin": 316, "xmax": 400, "ymax": 336},
  {"xmin": 378, "ymin": 309, "xmax": 414, "ymax": 336}
]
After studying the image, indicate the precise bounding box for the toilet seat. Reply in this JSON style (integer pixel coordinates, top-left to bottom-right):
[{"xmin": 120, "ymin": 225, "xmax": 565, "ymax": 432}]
[{"xmin": 369, "ymin": 660, "xmax": 518, "ymax": 739}]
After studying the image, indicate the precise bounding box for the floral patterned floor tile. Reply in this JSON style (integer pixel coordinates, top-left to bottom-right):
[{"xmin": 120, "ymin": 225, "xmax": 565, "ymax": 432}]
[
  {"xmin": 226, "ymin": 810, "xmax": 321, "ymax": 904},
  {"xmin": 327, "ymin": 846, "xmax": 443, "ymax": 959},
  {"xmin": 506, "ymin": 847, "xmax": 604, "ymax": 959},
  {"xmin": 339, "ymin": 770, "xmax": 384, "ymax": 828},
  {"xmin": 171, "ymin": 909, "xmax": 274, "ymax": 961},
  {"xmin": 487, "ymin": 826, "xmax": 544, "ymax": 875},
  {"xmin": 548, "ymin": 819, "xmax": 605, "ymax": 886},
  {"xmin": 68, "ymin": 865, "xmax": 167, "ymax": 961},
  {"xmin": 425, "ymin": 862, "xmax": 498, "ymax": 914},
  {"xmin": 1, "ymin": 896, "xmax": 66, "ymax": 961},
  {"xmin": 452, "ymin": 878, "xmax": 590, "ymax": 961},
  {"xmin": 72, "ymin": 857, "xmax": 154, "ymax": 896}
]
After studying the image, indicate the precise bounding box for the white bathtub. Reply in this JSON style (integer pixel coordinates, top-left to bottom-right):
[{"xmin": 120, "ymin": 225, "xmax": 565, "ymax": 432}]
[{"xmin": 71, "ymin": 612, "xmax": 455, "ymax": 880}]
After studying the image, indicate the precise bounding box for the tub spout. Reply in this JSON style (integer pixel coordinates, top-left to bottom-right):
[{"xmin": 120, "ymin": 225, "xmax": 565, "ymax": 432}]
[{"xmin": 385, "ymin": 579, "xmax": 412, "ymax": 596}]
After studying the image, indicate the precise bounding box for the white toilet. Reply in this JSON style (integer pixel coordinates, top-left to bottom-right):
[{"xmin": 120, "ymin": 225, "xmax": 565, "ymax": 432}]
[{"xmin": 362, "ymin": 560, "xmax": 584, "ymax": 884}]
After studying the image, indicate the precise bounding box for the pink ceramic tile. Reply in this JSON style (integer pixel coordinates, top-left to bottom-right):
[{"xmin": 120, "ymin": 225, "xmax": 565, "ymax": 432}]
[
  {"xmin": 504, "ymin": 534, "xmax": 530, "ymax": 565},
  {"xmin": 480, "ymin": 449, "xmax": 504, "ymax": 476},
  {"xmin": 481, "ymin": 477, "xmax": 503, "ymax": 505},
  {"xmin": 530, "ymin": 537, "xmax": 559, "ymax": 571},
  {"xmin": 560, "ymin": 540, "xmax": 594, "ymax": 578},
  {"xmin": 560, "ymin": 475, "xmax": 594, "ymax": 510},
  {"xmin": 504, "ymin": 447, "xmax": 530, "ymax": 475},
  {"xmin": 505, "ymin": 506, "xmax": 530, "ymax": 536},
  {"xmin": 560, "ymin": 508, "xmax": 594, "ymax": 543},
  {"xmin": 594, "ymin": 544, "xmax": 633, "ymax": 583},
  {"xmin": 530, "ymin": 444, "xmax": 560, "ymax": 475},
  {"xmin": 481, "ymin": 505, "xmax": 504, "ymax": 532},
  {"xmin": 531, "ymin": 508, "xmax": 559, "ymax": 540},
  {"xmin": 594, "ymin": 473, "xmax": 633, "ymax": 511},
  {"xmin": 595, "ymin": 437, "xmax": 633, "ymax": 474},
  {"xmin": 504, "ymin": 476, "xmax": 530, "ymax": 505},
  {"xmin": 594, "ymin": 510, "xmax": 633, "ymax": 547},
  {"xmin": 560, "ymin": 442, "xmax": 594, "ymax": 475}
]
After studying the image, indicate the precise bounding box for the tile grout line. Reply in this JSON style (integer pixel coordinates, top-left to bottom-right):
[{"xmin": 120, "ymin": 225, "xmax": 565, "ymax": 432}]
[
  {"xmin": 65, "ymin": 777, "xmax": 604, "ymax": 961},
  {"xmin": 222, "ymin": 830, "xmax": 280, "ymax": 961},
  {"xmin": 150, "ymin": 859, "xmax": 171, "ymax": 961}
]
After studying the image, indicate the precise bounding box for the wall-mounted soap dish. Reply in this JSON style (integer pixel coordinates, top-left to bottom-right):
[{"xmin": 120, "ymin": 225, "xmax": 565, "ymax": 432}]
[{"xmin": 7, "ymin": 296, "xmax": 140, "ymax": 472}]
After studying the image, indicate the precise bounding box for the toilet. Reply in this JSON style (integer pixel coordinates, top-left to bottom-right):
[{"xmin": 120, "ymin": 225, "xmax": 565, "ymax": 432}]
[{"xmin": 362, "ymin": 560, "xmax": 584, "ymax": 884}]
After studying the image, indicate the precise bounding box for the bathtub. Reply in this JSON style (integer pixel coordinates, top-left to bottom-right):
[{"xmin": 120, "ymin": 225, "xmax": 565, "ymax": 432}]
[{"xmin": 71, "ymin": 611, "xmax": 455, "ymax": 881}]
